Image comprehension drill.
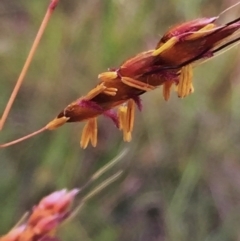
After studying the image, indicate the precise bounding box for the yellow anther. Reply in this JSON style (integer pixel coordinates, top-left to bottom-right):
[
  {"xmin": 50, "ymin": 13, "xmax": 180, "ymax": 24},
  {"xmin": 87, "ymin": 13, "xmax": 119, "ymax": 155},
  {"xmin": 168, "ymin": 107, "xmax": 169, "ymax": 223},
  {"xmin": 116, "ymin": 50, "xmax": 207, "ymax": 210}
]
[
  {"xmin": 80, "ymin": 118, "xmax": 98, "ymax": 149},
  {"xmin": 177, "ymin": 64, "xmax": 193, "ymax": 98},
  {"xmin": 98, "ymin": 71, "xmax": 118, "ymax": 82},
  {"xmin": 185, "ymin": 23, "xmax": 216, "ymax": 40},
  {"xmin": 121, "ymin": 77, "xmax": 155, "ymax": 91},
  {"xmin": 46, "ymin": 116, "xmax": 69, "ymax": 130},
  {"xmin": 103, "ymin": 87, "xmax": 118, "ymax": 96},
  {"xmin": 152, "ymin": 37, "xmax": 178, "ymax": 56},
  {"xmin": 85, "ymin": 84, "xmax": 106, "ymax": 100}
]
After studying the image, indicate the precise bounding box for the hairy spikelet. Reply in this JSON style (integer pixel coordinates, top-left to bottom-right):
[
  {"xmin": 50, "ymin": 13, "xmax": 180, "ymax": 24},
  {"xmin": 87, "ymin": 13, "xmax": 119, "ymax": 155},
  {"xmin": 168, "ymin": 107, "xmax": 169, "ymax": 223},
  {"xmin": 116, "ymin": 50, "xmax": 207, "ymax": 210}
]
[{"xmin": 0, "ymin": 189, "xmax": 78, "ymax": 241}]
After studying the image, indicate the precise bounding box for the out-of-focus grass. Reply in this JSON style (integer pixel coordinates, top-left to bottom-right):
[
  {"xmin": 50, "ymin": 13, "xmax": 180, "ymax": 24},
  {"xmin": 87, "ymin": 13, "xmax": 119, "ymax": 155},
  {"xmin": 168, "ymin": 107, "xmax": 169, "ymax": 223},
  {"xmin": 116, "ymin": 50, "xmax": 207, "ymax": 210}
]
[{"xmin": 0, "ymin": 0, "xmax": 240, "ymax": 240}]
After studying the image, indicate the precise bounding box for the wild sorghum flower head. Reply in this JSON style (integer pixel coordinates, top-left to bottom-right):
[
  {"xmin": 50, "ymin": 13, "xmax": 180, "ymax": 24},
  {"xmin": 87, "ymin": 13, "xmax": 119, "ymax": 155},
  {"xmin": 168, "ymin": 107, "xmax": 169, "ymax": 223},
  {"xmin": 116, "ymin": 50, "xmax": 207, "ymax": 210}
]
[
  {"xmin": 45, "ymin": 16, "xmax": 240, "ymax": 148},
  {"xmin": 1, "ymin": 14, "xmax": 240, "ymax": 149}
]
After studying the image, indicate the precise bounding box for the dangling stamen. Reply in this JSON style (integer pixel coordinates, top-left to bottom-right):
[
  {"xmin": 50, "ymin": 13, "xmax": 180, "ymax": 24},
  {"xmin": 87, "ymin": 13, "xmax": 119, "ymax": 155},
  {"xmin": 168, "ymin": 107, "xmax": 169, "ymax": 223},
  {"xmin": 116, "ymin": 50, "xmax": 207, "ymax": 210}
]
[
  {"xmin": 80, "ymin": 122, "xmax": 91, "ymax": 149},
  {"xmin": 118, "ymin": 106, "xmax": 127, "ymax": 131},
  {"xmin": 90, "ymin": 118, "xmax": 97, "ymax": 147},
  {"xmin": 117, "ymin": 99, "xmax": 135, "ymax": 142},
  {"xmin": 80, "ymin": 117, "xmax": 98, "ymax": 149},
  {"xmin": 126, "ymin": 99, "xmax": 135, "ymax": 133},
  {"xmin": 118, "ymin": 105, "xmax": 130, "ymax": 141},
  {"xmin": 177, "ymin": 64, "xmax": 193, "ymax": 98},
  {"xmin": 162, "ymin": 81, "xmax": 174, "ymax": 101},
  {"xmin": 152, "ymin": 37, "xmax": 178, "ymax": 56}
]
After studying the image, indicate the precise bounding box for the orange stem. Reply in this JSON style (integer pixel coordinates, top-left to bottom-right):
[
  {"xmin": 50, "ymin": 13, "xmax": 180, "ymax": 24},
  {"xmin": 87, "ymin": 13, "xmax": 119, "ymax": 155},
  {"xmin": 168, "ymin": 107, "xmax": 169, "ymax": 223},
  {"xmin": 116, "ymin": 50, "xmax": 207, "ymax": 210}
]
[{"xmin": 0, "ymin": 0, "xmax": 59, "ymax": 130}]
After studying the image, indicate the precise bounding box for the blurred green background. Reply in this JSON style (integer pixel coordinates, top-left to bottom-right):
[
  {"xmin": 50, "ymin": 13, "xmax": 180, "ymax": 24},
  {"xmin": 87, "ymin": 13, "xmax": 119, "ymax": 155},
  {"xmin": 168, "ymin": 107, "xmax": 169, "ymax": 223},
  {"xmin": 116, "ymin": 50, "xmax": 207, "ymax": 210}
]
[{"xmin": 0, "ymin": 0, "xmax": 240, "ymax": 240}]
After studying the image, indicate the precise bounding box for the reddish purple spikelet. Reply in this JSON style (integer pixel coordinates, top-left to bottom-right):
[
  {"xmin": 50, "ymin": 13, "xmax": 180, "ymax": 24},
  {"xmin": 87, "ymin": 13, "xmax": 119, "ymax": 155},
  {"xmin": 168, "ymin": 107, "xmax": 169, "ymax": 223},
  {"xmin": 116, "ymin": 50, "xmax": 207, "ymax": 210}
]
[
  {"xmin": 40, "ymin": 189, "xmax": 67, "ymax": 209},
  {"xmin": 53, "ymin": 189, "xmax": 79, "ymax": 212},
  {"xmin": 33, "ymin": 215, "xmax": 59, "ymax": 233},
  {"xmin": 34, "ymin": 213, "xmax": 69, "ymax": 234},
  {"xmin": 79, "ymin": 99, "xmax": 104, "ymax": 112},
  {"xmin": 0, "ymin": 189, "xmax": 78, "ymax": 241},
  {"xmin": 167, "ymin": 17, "xmax": 218, "ymax": 40},
  {"xmin": 36, "ymin": 189, "xmax": 79, "ymax": 214}
]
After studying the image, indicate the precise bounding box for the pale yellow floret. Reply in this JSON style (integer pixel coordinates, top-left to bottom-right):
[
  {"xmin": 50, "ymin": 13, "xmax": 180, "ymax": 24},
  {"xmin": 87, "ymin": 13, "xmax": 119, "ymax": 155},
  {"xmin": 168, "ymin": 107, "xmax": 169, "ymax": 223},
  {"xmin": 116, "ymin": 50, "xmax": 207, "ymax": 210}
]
[
  {"xmin": 152, "ymin": 36, "xmax": 178, "ymax": 56},
  {"xmin": 80, "ymin": 117, "xmax": 98, "ymax": 149},
  {"xmin": 121, "ymin": 76, "xmax": 155, "ymax": 91},
  {"xmin": 177, "ymin": 64, "xmax": 193, "ymax": 98}
]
